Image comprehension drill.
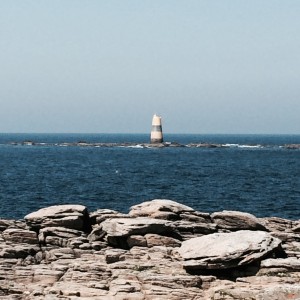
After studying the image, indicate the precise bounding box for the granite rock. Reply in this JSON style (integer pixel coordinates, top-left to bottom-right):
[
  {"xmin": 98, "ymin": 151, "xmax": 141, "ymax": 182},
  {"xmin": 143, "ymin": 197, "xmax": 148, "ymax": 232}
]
[
  {"xmin": 24, "ymin": 204, "xmax": 91, "ymax": 232},
  {"xmin": 178, "ymin": 230, "xmax": 282, "ymax": 270},
  {"xmin": 211, "ymin": 210, "xmax": 267, "ymax": 231},
  {"xmin": 101, "ymin": 217, "xmax": 181, "ymax": 248}
]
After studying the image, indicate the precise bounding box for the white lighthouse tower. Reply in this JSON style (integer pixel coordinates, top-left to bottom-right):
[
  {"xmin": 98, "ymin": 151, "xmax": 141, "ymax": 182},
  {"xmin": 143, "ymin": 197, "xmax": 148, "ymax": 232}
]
[{"xmin": 150, "ymin": 114, "xmax": 163, "ymax": 143}]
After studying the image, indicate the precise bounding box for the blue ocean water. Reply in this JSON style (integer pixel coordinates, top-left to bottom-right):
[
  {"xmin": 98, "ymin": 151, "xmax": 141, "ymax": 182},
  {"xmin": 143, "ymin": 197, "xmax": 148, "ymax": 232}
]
[{"xmin": 0, "ymin": 133, "xmax": 299, "ymax": 220}]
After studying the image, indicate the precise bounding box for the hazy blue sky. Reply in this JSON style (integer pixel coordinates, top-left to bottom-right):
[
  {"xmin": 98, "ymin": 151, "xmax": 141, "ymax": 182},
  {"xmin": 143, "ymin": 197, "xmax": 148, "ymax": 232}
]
[{"xmin": 0, "ymin": 1, "xmax": 299, "ymax": 134}]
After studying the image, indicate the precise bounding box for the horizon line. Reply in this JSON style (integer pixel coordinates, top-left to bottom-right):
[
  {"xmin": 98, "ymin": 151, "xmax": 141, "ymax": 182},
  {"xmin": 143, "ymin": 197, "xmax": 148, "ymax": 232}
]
[{"xmin": 0, "ymin": 132, "xmax": 299, "ymax": 136}]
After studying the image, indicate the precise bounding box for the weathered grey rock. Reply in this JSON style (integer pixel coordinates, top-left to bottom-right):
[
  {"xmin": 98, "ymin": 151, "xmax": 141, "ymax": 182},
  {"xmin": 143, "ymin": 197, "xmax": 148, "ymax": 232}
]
[
  {"xmin": 129, "ymin": 199, "xmax": 195, "ymax": 219},
  {"xmin": 170, "ymin": 220, "xmax": 217, "ymax": 240},
  {"xmin": 145, "ymin": 233, "xmax": 181, "ymax": 248},
  {"xmin": 270, "ymin": 231, "xmax": 300, "ymax": 243},
  {"xmin": 127, "ymin": 235, "xmax": 147, "ymax": 248},
  {"xmin": 0, "ymin": 219, "xmax": 15, "ymax": 232},
  {"xmin": 139, "ymin": 274, "xmax": 203, "ymax": 299},
  {"xmin": 292, "ymin": 221, "xmax": 300, "ymax": 233},
  {"xmin": 24, "ymin": 204, "xmax": 90, "ymax": 232},
  {"xmin": 283, "ymin": 241, "xmax": 300, "ymax": 259},
  {"xmin": 87, "ymin": 225, "xmax": 106, "ymax": 242},
  {"xmin": 101, "ymin": 217, "xmax": 180, "ymax": 248},
  {"xmin": 105, "ymin": 248, "xmax": 127, "ymax": 264},
  {"xmin": 32, "ymin": 265, "xmax": 65, "ymax": 284},
  {"xmin": 42, "ymin": 247, "xmax": 76, "ymax": 262},
  {"xmin": 179, "ymin": 212, "xmax": 211, "ymax": 223},
  {"xmin": 259, "ymin": 257, "xmax": 300, "ymax": 272},
  {"xmin": 0, "ymin": 244, "xmax": 40, "ymax": 259},
  {"xmin": 2, "ymin": 228, "xmax": 38, "ymax": 245},
  {"xmin": 261, "ymin": 216, "xmax": 294, "ymax": 232},
  {"xmin": 90, "ymin": 208, "xmax": 128, "ymax": 224},
  {"xmin": 178, "ymin": 230, "xmax": 282, "ymax": 270},
  {"xmin": 109, "ymin": 276, "xmax": 142, "ymax": 296},
  {"xmin": 212, "ymin": 210, "xmax": 267, "ymax": 231},
  {"xmin": 209, "ymin": 282, "xmax": 300, "ymax": 300},
  {"xmin": 38, "ymin": 226, "xmax": 83, "ymax": 247}
]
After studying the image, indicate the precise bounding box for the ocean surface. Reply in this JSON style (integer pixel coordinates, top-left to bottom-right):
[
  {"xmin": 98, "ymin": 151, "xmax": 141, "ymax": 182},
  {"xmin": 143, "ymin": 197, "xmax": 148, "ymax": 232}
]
[{"xmin": 0, "ymin": 133, "xmax": 299, "ymax": 220}]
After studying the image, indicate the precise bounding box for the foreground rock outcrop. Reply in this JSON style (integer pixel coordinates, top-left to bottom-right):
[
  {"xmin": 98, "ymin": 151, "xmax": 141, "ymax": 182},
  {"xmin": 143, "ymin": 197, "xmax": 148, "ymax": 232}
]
[
  {"xmin": 179, "ymin": 231, "xmax": 283, "ymax": 271},
  {"xmin": 0, "ymin": 199, "xmax": 299, "ymax": 299}
]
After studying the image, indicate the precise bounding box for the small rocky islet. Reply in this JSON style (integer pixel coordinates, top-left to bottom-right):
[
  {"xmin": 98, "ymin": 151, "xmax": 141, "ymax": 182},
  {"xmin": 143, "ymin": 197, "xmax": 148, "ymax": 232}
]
[
  {"xmin": 0, "ymin": 199, "xmax": 299, "ymax": 299},
  {"xmin": 10, "ymin": 140, "xmax": 300, "ymax": 149}
]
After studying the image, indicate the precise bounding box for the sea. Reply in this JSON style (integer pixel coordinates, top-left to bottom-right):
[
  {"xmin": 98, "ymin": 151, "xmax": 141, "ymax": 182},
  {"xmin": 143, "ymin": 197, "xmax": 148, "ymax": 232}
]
[{"xmin": 0, "ymin": 133, "xmax": 299, "ymax": 220}]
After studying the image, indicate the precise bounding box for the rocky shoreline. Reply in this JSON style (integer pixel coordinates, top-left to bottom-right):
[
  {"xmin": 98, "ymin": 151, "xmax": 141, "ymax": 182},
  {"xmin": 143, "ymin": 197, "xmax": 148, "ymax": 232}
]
[
  {"xmin": 7, "ymin": 140, "xmax": 300, "ymax": 149},
  {"xmin": 1, "ymin": 199, "xmax": 299, "ymax": 299}
]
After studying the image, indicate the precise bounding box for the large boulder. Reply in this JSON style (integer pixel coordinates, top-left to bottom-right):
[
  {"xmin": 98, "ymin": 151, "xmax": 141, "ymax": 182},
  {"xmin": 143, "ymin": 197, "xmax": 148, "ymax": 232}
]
[
  {"xmin": 129, "ymin": 199, "xmax": 214, "ymax": 240},
  {"xmin": 211, "ymin": 211, "xmax": 267, "ymax": 231},
  {"xmin": 24, "ymin": 205, "xmax": 91, "ymax": 232},
  {"xmin": 178, "ymin": 230, "xmax": 282, "ymax": 271}
]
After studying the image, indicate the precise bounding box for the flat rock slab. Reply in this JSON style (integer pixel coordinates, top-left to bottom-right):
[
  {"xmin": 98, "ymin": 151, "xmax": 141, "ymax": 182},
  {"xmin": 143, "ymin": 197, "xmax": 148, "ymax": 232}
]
[
  {"xmin": 211, "ymin": 210, "xmax": 267, "ymax": 231},
  {"xmin": 178, "ymin": 230, "xmax": 282, "ymax": 270},
  {"xmin": 2, "ymin": 228, "xmax": 38, "ymax": 244},
  {"xmin": 261, "ymin": 257, "xmax": 300, "ymax": 270},
  {"xmin": 129, "ymin": 199, "xmax": 195, "ymax": 218},
  {"xmin": 101, "ymin": 217, "xmax": 180, "ymax": 248},
  {"xmin": 102, "ymin": 217, "xmax": 174, "ymax": 237},
  {"xmin": 24, "ymin": 205, "xmax": 90, "ymax": 232}
]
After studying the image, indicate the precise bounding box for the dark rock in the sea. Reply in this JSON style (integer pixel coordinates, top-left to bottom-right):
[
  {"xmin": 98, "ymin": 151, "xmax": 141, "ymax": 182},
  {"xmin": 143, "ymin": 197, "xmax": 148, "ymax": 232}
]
[
  {"xmin": 187, "ymin": 143, "xmax": 223, "ymax": 148},
  {"xmin": 284, "ymin": 144, "xmax": 300, "ymax": 149},
  {"xmin": 178, "ymin": 230, "xmax": 282, "ymax": 270},
  {"xmin": 22, "ymin": 140, "xmax": 35, "ymax": 146}
]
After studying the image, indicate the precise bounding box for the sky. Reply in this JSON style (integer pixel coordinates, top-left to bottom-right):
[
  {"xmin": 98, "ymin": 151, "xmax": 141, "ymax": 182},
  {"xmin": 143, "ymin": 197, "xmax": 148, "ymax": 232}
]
[{"xmin": 0, "ymin": 1, "xmax": 299, "ymax": 134}]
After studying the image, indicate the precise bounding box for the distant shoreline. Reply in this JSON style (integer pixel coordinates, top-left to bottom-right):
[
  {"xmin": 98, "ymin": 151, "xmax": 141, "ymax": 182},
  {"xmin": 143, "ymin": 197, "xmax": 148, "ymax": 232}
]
[{"xmin": 2, "ymin": 140, "xmax": 300, "ymax": 149}]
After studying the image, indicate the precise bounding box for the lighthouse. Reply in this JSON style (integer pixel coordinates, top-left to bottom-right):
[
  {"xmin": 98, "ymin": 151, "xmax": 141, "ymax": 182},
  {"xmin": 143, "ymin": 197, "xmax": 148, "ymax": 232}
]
[{"xmin": 150, "ymin": 114, "xmax": 163, "ymax": 143}]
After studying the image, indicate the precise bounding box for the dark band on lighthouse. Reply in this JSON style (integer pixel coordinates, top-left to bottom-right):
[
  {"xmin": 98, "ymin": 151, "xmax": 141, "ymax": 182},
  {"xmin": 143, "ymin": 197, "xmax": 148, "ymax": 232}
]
[{"xmin": 151, "ymin": 125, "xmax": 162, "ymax": 132}]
